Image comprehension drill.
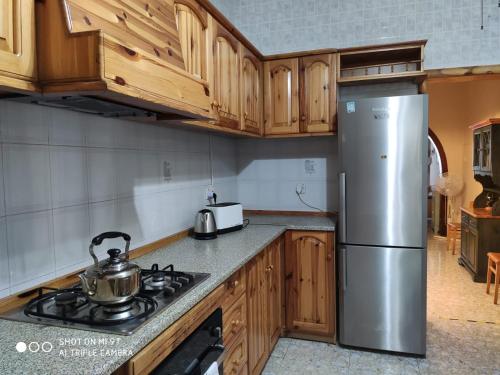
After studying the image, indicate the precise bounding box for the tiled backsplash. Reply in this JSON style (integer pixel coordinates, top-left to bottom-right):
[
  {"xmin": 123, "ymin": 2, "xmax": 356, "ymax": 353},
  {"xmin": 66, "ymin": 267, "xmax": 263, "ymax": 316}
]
[
  {"xmin": 0, "ymin": 101, "xmax": 238, "ymax": 297},
  {"xmin": 210, "ymin": 0, "xmax": 500, "ymax": 69},
  {"xmin": 236, "ymin": 137, "xmax": 337, "ymax": 212}
]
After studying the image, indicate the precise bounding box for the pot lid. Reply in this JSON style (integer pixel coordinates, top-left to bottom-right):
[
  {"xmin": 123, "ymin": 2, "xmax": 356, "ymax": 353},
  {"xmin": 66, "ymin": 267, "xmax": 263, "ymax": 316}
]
[{"xmin": 100, "ymin": 248, "xmax": 138, "ymax": 273}]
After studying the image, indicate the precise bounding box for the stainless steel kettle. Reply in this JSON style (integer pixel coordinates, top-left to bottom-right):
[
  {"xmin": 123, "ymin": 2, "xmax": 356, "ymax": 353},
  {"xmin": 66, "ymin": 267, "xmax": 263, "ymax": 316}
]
[
  {"xmin": 79, "ymin": 232, "xmax": 141, "ymax": 305},
  {"xmin": 193, "ymin": 209, "xmax": 217, "ymax": 240}
]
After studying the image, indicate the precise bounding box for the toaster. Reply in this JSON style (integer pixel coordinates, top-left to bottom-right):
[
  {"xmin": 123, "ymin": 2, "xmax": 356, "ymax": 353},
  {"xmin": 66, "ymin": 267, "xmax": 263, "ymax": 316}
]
[{"xmin": 205, "ymin": 202, "xmax": 243, "ymax": 234}]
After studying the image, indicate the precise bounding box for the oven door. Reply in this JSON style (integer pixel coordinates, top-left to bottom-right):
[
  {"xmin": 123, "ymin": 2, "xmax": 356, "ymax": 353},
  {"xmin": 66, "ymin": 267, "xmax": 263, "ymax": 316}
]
[{"xmin": 151, "ymin": 308, "xmax": 225, "ymax": 375}]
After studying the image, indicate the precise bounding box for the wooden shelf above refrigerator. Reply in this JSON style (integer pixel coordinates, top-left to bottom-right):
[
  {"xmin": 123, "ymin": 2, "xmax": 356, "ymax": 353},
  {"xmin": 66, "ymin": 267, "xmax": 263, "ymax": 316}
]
[{"xmin": 337, "ymin": 40, "xmax": 427, "ymax": 85}]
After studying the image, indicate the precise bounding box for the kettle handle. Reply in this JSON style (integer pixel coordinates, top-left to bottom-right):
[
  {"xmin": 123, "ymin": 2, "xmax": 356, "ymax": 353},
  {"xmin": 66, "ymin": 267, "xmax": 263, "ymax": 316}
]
[{"xmin": 89, "ymin": 232, "xmax": 132, "ymax": 268}]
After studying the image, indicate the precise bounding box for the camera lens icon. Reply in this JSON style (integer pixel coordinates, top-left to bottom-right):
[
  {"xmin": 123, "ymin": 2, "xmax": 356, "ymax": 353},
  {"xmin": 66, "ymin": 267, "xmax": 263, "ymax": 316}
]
[
  {"xmin": 16, "ymin": 341, "xmax": 53, "ymax": 353},
  {"xmin": 15, "ymin": 342, "xmax": 27, "ymax": 353}
]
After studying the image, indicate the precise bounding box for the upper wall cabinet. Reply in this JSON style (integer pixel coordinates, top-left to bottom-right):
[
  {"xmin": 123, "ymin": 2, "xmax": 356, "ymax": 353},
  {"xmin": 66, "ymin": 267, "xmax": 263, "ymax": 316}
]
[
  {"xmin": 0, "ymin": 0, "xmax": 37, "ymax": 92},
  {"xmin": 300, "ymin": 54, "xmax": 336, "ymax": 133},
  {"xmin": 240, "ymin": 45, "xmax": 262, "ymax": 135},
  {"xmin": 174, "ymin": 0, "xmax": 209, "ymax": 83},
  {"xmin": 264, "ymin": 58, "xmax": 300, "ymax": 135},
  {"xmin": 35, "ymin": 0, "xmax": 212, "ymax": 120},
  {"xmin": 211, "ymin": 21, "xmax": 240, "ymax": 129}
]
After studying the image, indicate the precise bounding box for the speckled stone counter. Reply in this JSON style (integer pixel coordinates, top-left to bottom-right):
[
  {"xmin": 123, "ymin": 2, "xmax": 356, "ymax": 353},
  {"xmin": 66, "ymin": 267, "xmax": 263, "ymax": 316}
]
[
  {"xmin": 0, "ymin": 216, "xmax": 334, "ymax": 375},
  {"xmin": 245, "ymin": 214, "xmax": 336, "ymax": 231}
]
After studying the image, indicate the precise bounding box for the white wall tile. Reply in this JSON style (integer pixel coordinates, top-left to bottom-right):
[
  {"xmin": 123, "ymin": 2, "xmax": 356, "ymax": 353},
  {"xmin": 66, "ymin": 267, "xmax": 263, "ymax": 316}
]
[
  {"xmin": 53, "ymin": 205, "xmax": 91, "ymax": 276},
  {"xmin": 7, "ymin": 210, "xmax": 55, "ymax": 289},
  {"xmin": 49, "ymin": 109, "xmax": 87, "ymax": 146},
  {"xmin": 3, "ymin": 144, "xmax": 51, "ymax": 215},
  {"xmin": 50, "ymin": 146, "xmax": 88, "ymax": 208},
  {"xmin": 0, "ymin": 101, "xmax": 50, "ymax": 144},
  {"xmin": 0, "ymin": 103, "xmax": 240, "ymax": 297},
  {"xmin": 89, "ymin": 200, "xmax": 121, "ymax": 258},
  {"xmin": 0, "ymin": 217, "xmax": 8, "ymax": 291},
  {"xmin": 86, "ymin": 117, "xmax": 117, "ymax": 148},
  {"xmin": 87, "ymin": 148, "xmax": 117, "ymax": 202}
]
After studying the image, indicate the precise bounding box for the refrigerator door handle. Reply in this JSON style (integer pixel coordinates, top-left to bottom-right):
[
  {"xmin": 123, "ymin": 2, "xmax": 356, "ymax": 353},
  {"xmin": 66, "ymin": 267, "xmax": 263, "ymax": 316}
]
[
  {"xmin": 340, "ymin": 247, "xmax": 347, "ymax": 291},
  {"xmin": 339, "ymin": 172, "xmax": 346, "ymax": 243}
]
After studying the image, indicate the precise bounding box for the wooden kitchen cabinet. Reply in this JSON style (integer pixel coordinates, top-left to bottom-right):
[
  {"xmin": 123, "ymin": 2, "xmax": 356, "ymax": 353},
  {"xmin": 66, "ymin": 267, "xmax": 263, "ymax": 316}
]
[
  {"xmin": 299, "ymin": 54, "xmax": 336, "ymax": 133},
  {"xmin": 174, "ymin": 0, "xmax": 209, "ymax": 83},
  {"xmin": 285, "ymin": 231, "xmax": 335, "ymax": 341},
  {"xmin": 211, "ymin": 21, "xmax": 240, "ymax": 129},
  {"xmin": 246, "ymin": 237, "xmax": 283, "ymax": 375},
  {"xmin": 240, "ymin": 45, "xmax": 263, "ymax": 135},
  {"xmin": 266, "ymin": 236, "xmax": 284, "ymax": 349},
  {"xmin": 263, "ymin": 58, "xmax": 300, "ymax": 135},
  {"xmin": 0, "ymin": 0, "xmax": 37, "ymax": 92},
  {"xmin": 246, "ymin": 251, "xmax": 268, "ymax": 375}
]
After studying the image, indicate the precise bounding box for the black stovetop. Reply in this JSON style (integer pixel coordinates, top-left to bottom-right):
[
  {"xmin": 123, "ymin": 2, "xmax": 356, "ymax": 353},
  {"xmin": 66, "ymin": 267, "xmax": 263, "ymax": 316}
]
[{"xmin": 0, "ymin": 264, "xmax": 210, "ymax": 335}]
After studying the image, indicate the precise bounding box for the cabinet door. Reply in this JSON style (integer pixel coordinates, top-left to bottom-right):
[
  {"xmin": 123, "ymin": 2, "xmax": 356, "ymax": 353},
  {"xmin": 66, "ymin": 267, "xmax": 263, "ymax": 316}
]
[
  {"xmin": 212, "ymin": 22, "xmax": 240, "ymax": 129},
  {"xmin": 240, "ymin": 47, "xmax": 262, "ymax": 135},
  {"xmin": 174, "ymin": 0, "xmax": 208, "ymax": 82},
  {"xmin": 266, "ymin": 238, "xmax": 283, "ymax": 350},
  {"xmin": 299, "ymin": 54, "xmax": 336, "ymax": 133},
  {"xmin": 285, "ymin": 231, "xmax": 335, "ymax": 338},
  {"xmin": 246, "ymin": 253, "xmax": 268, "ymax": 375},
  {"xmin": 0, "ymin": 0, "xmax": 36, "ymax": 80},
  {"xmin": 264, "ymin": 58, "xmax": 299, "ymax": 134},
  {"xmin": 480, "ymin": 128, "xmax": 492, "ymax": 172},
  {"xmin": 473, "ymin": 131, "xmax": 481, "ymax": 171}
]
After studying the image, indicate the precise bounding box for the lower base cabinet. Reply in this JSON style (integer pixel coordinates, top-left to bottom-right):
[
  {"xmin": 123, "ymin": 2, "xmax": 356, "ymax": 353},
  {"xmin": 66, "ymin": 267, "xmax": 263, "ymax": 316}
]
[
  {"xmin": 285, "ymin": 231, "xmax": 335, "ymax": 341},
  {"xmin": 246, "ymin": 237, "xmax": 284, "ymax": 375}
]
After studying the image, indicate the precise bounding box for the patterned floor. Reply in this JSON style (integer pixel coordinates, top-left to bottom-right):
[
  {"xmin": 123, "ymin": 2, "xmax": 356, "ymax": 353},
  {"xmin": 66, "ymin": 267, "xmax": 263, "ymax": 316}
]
[{"xmin": 263, "ymin": 235, "xmax": 500, "ymax": 374}]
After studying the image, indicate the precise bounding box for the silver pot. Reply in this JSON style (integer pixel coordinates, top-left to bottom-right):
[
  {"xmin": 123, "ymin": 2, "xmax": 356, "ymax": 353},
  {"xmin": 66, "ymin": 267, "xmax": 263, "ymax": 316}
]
[{"xmin": 79, "ymin": 232, "xmax": 141, "ymax": 305}]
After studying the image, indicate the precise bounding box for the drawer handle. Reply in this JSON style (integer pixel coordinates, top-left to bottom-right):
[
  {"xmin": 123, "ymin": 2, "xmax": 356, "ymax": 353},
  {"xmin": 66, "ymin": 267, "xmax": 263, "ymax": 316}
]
[
  {"xmin": 232, "ymin": 359, "xmax": 240, "ymax": 366},
  {"xmin": 231, "ymin": 319, "xmax": 241, "ymax": 330}
]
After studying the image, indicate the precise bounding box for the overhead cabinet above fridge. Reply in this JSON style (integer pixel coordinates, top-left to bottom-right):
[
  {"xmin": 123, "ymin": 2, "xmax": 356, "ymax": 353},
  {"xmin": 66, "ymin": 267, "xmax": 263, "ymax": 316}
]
[{"xmin": 30, "ymin": 0, "xmax": 213, "ymax": 120}]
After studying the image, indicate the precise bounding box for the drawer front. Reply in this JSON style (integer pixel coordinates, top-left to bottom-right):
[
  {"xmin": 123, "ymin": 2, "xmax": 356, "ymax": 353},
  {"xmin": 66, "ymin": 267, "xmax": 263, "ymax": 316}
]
[
  {"xmin": 222, "ymin": 268, "xmax": 246, "ymax": 311},
  {"xmin": 223, "ymin": 293, "xmax": 247, "ymax": 348},
  {"xmin": 224, "ymin": 329, "xmax": 248, "ymax": 375}
]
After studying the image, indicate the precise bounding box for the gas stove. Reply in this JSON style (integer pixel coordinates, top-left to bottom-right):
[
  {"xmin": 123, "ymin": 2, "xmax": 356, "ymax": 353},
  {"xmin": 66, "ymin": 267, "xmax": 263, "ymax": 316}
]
[{"xmin": 0, "ymin": 264, "xmax": 210, "ymax": 335}]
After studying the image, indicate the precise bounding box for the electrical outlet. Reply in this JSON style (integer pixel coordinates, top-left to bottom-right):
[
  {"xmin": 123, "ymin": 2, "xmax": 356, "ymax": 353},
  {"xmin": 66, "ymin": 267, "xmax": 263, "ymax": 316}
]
[
  {"xmin": 162, "ymin": 160, "xmax": 172, "ymax": 181},
  {"xmin": 296, "ymin": 183, "xmax": 306, "ymax": 195},
  {"xmin": 205, "ymin": 185, "xmax": 215, "ymax": 201}
]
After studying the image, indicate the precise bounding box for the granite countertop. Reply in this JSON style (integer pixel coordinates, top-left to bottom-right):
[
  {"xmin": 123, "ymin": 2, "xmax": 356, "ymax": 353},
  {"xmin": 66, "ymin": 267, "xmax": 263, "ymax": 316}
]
[
  {"xmin": 0, "ymin": 215, "xmax": 335, "ymax": 375},
  {"xmin": 245, "ymin": 214, "xmax": 336, "ymax": 231}
]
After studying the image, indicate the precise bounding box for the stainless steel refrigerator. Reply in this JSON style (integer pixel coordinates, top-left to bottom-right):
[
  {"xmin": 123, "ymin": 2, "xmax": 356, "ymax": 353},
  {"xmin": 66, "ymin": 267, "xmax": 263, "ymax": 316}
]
[{"xmin": 338, "ymin": 94, "xmax": 428, "ymax": 356}]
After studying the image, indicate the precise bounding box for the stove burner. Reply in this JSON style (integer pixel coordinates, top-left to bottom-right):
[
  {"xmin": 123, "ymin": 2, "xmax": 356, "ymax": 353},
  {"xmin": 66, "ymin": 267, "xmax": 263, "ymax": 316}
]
[
  {"xmin": 141, "ymin": 264, "xmax": 194, "ymax": 293},
  {"xmin": 143, "ymin": 272, "xmax": 170, "ymax": 291},
  {"xmin": 55, "ymin": 292, "xmax": 78, "ymax": 307},
  {"xmin": 91, "ymin": 301, "xmax": 142, "ymax": 322}
]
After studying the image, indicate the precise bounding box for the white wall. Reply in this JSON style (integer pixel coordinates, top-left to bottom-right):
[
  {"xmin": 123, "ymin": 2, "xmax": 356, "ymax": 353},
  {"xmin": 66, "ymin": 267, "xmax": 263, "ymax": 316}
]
[
  {"xmin": 210, "ymin": 0, "xmax": 500, "ymax": 69},
  {"xmin": 0, "ymin": 101, "xmax": 238, "ymax": 297},
  {"xmin": 237, "ymin": 137, "xmax": 337, "ymax": 212}
]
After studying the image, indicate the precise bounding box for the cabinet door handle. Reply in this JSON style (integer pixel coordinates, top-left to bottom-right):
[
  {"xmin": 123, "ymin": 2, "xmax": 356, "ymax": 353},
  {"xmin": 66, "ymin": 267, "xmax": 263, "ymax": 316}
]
[
  {"xmin": 292, "ymin": 117, "xmax": 297, "ymax": 123},
  {"xmin": 229, "ymin": 279, "xmax": 239, "ymax": 289},
  {"xmin": 301, "ymin": 115, "xmax": 306, "ymax": 121}
]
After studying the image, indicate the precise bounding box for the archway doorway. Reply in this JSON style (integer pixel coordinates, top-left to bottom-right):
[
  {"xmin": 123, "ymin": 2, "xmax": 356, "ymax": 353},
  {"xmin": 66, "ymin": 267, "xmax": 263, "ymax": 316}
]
[{"xmin": 428, "ymin": 129, "xmax": 448, "ymax": 236}]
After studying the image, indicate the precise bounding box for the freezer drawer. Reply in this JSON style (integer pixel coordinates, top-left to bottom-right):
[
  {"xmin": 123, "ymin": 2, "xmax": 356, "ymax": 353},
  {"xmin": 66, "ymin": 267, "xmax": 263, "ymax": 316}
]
[{"xmin": 338, "ymin": 245, "xmax": 426, "ymax": 355}]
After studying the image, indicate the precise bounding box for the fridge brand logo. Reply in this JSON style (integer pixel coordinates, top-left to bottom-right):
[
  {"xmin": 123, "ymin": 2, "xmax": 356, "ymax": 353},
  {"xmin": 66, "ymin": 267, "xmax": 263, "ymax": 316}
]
[
  {"xmin": 372, "ymin": 108, "xmax": 390, "ymax": 120},
  {"xmin": 346, "ymin": 101, "xmax": 356, "ymax": 113}
]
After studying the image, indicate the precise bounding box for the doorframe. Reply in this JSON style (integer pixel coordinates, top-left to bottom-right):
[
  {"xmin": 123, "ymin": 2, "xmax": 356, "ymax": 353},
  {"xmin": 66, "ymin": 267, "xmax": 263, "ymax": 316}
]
[{"xmin": 428, "ymin": 128, "xmax": 448, "ymax": 236}]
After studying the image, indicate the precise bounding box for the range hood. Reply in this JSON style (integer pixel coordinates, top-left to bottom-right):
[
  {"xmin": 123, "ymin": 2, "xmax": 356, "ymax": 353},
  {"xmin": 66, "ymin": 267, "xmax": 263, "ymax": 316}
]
[{"xmin": 33, "ymin": 0, "xmax": 213, "ymax": 121}]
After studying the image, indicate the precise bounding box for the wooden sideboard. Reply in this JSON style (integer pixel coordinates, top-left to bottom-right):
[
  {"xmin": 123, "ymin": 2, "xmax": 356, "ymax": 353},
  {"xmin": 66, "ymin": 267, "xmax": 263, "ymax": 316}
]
[{"xmin": 460, "ymin": 208, "xmax": 500, "ymax": 282}]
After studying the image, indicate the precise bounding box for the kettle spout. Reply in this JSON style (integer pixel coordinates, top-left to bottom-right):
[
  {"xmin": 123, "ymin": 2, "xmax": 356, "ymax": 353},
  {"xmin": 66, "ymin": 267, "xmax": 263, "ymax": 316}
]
[{"xmin": 78, "ymin": 274, "xmax": 96, "ymax": 296}]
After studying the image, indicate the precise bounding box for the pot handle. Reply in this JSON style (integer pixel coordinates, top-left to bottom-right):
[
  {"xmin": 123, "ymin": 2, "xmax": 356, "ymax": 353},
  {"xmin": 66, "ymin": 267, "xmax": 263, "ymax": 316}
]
[
  {"xmin": 91, "ymin": 232, "xmax": 131, "ymax": 246},
  {"xmin": 89, "ymin": 232, "xmax": 132, "ymax": 266}
]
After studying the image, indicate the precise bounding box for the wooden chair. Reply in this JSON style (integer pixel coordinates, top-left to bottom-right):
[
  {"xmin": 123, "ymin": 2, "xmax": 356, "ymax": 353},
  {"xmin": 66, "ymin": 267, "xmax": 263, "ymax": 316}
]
[
  {"xmin": 447, "ymin": 222, "xmax": 461, "ymax": 255},
  {"xmin": 486, "ymin": 252, "xmax": 500, "ymax": 304}
]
